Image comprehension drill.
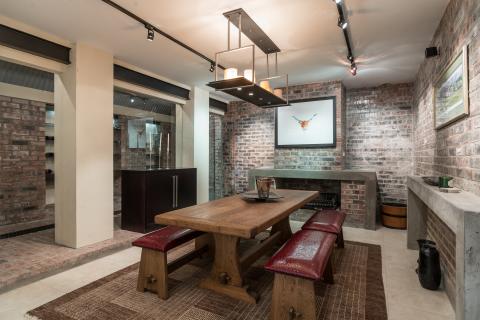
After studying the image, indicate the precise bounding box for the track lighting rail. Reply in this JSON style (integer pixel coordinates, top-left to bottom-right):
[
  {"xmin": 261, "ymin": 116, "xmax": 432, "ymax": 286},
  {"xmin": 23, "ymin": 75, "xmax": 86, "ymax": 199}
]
[
  {"xmin": 334, "ymin": 0, "xmax": 356, "ymax": 75},
  {"xmin": 100, "ymin": 0, "xmax": 224, "ymax": 70}
]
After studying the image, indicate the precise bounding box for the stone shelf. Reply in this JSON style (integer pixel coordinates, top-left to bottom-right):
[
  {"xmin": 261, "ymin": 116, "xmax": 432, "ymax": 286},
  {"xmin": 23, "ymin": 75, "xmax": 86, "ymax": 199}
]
[{"xmin": 407, "ymin": 175, "xmax": 480, "ymax": 320}]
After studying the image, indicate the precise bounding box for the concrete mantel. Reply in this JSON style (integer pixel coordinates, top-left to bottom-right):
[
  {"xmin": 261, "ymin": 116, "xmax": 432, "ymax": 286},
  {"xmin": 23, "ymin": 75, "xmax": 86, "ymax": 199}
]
[
  {"xmin": 407, "ymin": 175, "xmax": 480, "ymax": 320},
  {"xmin": 248, "ymin": 167, "xmax": 377, "ymax": 230},
  {"xmin": 248, "ymin": 167, "xmax": 377, "ymax": 182}
]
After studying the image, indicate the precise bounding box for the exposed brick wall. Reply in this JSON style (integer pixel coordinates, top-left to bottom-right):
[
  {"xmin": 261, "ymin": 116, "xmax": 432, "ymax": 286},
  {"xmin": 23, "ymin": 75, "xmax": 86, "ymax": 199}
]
[
  {"xmin": 223, "ymin": 101, "xmax": 275, "ymax": 194},
  {"xmin": 223, "ymin": 81, "xmax": 345, "ymax": 194},
  {"xmin": 209, "ymin": 113, "xmax": 224, "ymax": 200},
  {"xmin": 0, "ymin": 95, "xmax": 51, "ymax": 233},
  {"xmin": 426, "ymin": 208, "xmax": 456, "ymax": 307},
  {"xmin": 341, "ymin": 181, "xmax": 367, "ymax": 227},
  {"xmin": 346, "ymin": 84, "xmax": 414, "ymax": 204},
  {"xmin": 413, "ymin": 0, "xmax": 480, "ymax": 195}
]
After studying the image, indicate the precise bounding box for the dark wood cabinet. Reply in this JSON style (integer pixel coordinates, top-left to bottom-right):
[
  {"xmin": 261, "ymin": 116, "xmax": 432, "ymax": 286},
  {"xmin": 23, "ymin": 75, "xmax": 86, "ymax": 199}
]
[{"xmin": 121, "ymin": 168, "xmax": 197, "ymax": 233}]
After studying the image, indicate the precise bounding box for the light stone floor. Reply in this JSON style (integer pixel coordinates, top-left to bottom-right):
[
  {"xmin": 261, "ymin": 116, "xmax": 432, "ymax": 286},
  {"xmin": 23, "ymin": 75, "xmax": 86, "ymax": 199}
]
[{"xmin": 0, "ymin": 225, "xmax": 455, "ymax": 320}]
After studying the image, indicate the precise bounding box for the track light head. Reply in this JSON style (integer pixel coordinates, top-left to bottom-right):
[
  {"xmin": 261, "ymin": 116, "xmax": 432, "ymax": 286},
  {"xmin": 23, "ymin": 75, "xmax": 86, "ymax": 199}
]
[
  {"xmin": 338, "ymin": 18, "xmax": 348, "ymax": 29},
  {"xmin": 350, "ymin": 63, "xmax": 357, "ymax": 76},
  {"xmin": 335, "ymin": 0, "xmax": 342, "ymax": 4},
  {"xmin": 146, "ymin": 25, "xmax": 154, "ymax": 41},
  {"xmin": 209, "ymin": 64, "xmax": 215, "ymax": 72}
]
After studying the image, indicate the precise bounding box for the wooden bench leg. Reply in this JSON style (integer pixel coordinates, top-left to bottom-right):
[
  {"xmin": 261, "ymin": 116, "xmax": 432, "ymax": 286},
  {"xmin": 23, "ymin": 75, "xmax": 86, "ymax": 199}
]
[
  {"xmin": 137, "ymin": 248, "xmax": 168, "ymax": 299},
  {"xmin": 271, "ymin": 273, "xmax": 316, "ymax": 320},
  {"xmin": 323, "ymin": 256, "xmax": 334, "ymax": 284},
  {"xmin": 336, "ymin": 229, "xmax": 345, "ymax": 248}
]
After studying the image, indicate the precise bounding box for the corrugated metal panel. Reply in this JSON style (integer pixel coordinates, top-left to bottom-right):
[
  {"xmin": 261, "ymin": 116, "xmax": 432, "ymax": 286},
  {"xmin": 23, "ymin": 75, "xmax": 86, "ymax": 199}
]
[
  {"xmin": 0, "ymin": 59, "xmax": 54, "ymax": 91},
  {"xmin": 114, "ymin": 90, "xmax": 175, "ymax": 116},
  {"xmin": 0, "ymin": 60, "xmax": 175, "ymax": 116}
]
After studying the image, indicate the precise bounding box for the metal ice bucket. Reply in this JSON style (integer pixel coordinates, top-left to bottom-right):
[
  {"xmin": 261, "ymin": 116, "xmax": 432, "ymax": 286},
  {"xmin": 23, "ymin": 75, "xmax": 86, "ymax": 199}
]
[{"xmin": 256, "ymin": 177, "xmax": 276, "ymax": 199}]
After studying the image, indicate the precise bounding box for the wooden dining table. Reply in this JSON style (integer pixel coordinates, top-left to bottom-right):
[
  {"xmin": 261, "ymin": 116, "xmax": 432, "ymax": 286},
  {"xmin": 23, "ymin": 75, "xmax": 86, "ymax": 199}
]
[{"xmin": 154, "ymin": 189, "xmax": 319, "ymax": 304}]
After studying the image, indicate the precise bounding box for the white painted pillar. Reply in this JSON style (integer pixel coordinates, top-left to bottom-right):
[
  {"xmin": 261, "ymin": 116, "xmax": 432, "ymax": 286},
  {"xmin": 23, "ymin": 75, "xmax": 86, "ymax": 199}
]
[
  {"xmin": 180, "ymin": 87, "xmax": 209, "ymax": 203},
  {"xmin": 54, "ymin": 43, "xmax": 114, "ymax": 248}
]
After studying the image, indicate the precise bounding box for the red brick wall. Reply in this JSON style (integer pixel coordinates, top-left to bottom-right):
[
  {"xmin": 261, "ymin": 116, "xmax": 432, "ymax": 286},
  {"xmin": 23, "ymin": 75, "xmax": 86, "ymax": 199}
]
[
  {"xmin": 413, "ymin": 0, "xmax": 480, "ymax": 195},
  {"xmin": 223, "ymin": 81, "xmax": 345, "ymax": 194},
  {"xmin": 341, "ymin": 181, "xmax": 367, "ymax": 227},
  {"xmin": 346, "ymin": 83, "xmax": 414, "ymax": 204},
  {"xmin": 0, "ymin": 95, "xmax": 50, "ymax": 233},
  {"xmin": 426, "ymin": 208, "xmax": 456, "ymax": 307}
]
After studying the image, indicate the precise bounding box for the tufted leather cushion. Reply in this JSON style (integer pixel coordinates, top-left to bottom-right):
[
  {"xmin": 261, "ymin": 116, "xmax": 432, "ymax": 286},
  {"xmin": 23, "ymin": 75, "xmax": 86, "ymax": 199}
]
[
  {"xmin": 264, "ymin": 230, "xmax": 336, "ymax": 280},
  {"xmin": 301, "ymin": 210, "xmax": 347, "ymax": 234},
  {"xmin": 132, "ymin": 226, "xmax": 204, "ymax": 252}
]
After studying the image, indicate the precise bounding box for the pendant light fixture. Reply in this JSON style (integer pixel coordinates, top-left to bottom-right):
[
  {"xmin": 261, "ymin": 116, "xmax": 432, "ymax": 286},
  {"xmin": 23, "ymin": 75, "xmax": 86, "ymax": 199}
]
[{"xmin": 207, "ymin": 8, "xmax": 289, "ymax": 108}]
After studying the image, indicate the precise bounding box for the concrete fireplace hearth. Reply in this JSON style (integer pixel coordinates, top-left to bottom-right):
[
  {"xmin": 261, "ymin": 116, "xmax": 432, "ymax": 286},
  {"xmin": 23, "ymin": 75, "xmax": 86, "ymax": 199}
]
[{"xmin": 248, "ymin": 168, "xmax": 377, "ymax": 230}]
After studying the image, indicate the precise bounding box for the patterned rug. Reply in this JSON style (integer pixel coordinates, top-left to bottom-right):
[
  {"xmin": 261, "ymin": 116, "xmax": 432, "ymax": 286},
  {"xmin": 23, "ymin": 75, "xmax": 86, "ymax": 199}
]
[{"xmin": 26, "ymin": 241, "xmax": 387, "ymax": 320}]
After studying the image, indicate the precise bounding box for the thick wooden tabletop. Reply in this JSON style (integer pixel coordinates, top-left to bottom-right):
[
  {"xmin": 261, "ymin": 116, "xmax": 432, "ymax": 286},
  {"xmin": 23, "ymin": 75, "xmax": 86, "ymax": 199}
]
[{"xmin": 155, "ymin": 189, "xmax": 318, "ymax": 239}]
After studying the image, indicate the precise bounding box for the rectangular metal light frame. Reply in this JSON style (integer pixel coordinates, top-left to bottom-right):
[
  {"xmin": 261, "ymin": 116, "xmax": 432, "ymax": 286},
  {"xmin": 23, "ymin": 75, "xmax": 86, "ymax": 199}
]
[{"xmin": 214, "ymin": 45, "xmax": 255, "ymax": 83}]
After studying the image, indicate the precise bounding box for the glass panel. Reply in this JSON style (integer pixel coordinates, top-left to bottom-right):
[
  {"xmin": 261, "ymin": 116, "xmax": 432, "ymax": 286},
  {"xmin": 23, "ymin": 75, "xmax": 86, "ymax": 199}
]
[{"xmin": 113, "ymin": 89, "xmax": 178, "ymax": 214}]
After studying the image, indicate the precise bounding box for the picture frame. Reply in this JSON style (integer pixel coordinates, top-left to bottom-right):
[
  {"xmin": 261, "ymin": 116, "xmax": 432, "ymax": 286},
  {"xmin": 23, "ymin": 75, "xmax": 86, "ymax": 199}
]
[
  {"xmin": 275, "ymin": 96, "xmax": 336, "ymax": 148},
  {"xmin": 434, "ymin": 45, "xmax": 469, "ymax": 130}
]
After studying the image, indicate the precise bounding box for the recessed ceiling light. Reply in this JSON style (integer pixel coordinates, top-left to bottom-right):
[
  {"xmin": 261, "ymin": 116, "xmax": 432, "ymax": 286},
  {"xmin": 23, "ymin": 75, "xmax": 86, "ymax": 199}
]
[
  {"xmin": 335, "ymin": 0, "xmax": 342, "ymax": 4},
  {"xmin": 130, "ymin": 97, "xmax": 135, "ymax": 103},
  {"xmin": 248, "ymin": 92, "xmax": 254, "ymax": 96},
  {"xmin": 237, "ymin": 87, "xmax": 242, "ymax": 91}
]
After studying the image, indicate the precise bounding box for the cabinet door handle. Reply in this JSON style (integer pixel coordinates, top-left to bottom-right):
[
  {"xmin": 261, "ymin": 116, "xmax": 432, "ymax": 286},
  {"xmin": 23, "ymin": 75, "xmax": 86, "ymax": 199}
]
[
  {"xmin": 175, "ymin": 176, "xmax": 179, "ymax": 208},
  {"xmin": 172, "ymin": 176, "xmax": 176, "ymax": 208}
]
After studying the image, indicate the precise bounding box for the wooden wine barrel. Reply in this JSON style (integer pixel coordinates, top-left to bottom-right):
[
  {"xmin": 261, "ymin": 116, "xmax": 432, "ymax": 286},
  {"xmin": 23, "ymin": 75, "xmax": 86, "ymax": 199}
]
[{"xmin": 381, "ymin": 203, "xmax": 407, "ymax": 229}]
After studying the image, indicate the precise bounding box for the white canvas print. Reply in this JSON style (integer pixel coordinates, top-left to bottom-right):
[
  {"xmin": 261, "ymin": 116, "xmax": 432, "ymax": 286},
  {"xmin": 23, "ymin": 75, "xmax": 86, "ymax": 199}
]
[{"xmin": 276, "ymin": 97, "xmax": 335, "ymax": 148}]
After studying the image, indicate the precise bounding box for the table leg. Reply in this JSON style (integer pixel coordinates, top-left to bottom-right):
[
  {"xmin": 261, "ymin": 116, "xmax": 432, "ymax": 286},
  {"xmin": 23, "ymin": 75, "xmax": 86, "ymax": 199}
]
[
  {"xmin": 199, "ymin": 233, "xmax": 258, "ymax": 304},
  {"xmin": 271, "ymin": 216, "xmax": 293, "ymax": 245}
]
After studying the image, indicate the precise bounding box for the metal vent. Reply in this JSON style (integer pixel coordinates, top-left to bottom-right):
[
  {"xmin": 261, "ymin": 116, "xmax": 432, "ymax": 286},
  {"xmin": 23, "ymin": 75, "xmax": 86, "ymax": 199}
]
[{"xmin": 113, "ymin": 90, "xmax": 176, "ymax": 116}]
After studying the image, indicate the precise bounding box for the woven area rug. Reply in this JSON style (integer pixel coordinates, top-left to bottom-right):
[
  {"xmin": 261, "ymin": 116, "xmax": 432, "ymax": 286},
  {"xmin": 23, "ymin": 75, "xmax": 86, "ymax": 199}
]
[{"xmin": 26, "ymin": 241, "xmax": 387, "ymax": 320}]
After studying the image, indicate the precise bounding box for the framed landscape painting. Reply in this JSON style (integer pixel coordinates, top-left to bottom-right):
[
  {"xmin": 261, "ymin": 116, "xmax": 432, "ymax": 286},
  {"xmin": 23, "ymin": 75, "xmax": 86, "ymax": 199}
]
[
  {"xmin": 275, "ymin": 96, "xmax": 336, "ymax": 148},
  {"xmin": 434, "ymin": 45, "xmax": 469, "ymax": 129}
]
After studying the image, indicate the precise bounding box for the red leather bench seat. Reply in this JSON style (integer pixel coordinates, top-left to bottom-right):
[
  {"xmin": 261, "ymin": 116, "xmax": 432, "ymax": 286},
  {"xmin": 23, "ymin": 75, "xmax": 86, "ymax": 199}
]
[
  {"xmin": 132, "ymin": 226, "xmax": 204, "ymax": 252},
  {"xmin": 264, "ymin": 230, "xmax": 336, "ymax": 280},
  {"xmin": 302, "ymin": 209, "xmax": 347, "ymax": 234}
]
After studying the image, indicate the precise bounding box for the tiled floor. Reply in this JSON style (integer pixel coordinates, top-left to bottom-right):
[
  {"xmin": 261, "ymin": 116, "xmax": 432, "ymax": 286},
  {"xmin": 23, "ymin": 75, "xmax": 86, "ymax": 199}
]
[
  {"xmin": 0, "ymin": 228, "xmax": 140, "ymax": 293},
  {"xmin": 0, "ymin": 225, "xmax": 455, "ymax": 320}
]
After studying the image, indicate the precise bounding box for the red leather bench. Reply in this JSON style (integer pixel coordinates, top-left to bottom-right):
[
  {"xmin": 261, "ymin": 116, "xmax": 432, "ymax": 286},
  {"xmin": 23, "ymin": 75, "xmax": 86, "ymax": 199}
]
[
  {"xmin": 265, "ymin": 229, "xmax": 336, "ymax": 320},
  {"xmin": 302, "ymin": 209, "xmax": 347, "ymax": 248},
  {"xmin": 133, "ymin": 226, "xmax": 206, "ymax": 299}
]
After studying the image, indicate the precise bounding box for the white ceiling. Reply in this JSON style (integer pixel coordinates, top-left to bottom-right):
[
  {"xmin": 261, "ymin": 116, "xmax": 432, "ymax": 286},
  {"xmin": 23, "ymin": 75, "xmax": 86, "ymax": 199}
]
[{"xmin": 0, "ymin": 0, "xmax": 449, "ymax": 92}]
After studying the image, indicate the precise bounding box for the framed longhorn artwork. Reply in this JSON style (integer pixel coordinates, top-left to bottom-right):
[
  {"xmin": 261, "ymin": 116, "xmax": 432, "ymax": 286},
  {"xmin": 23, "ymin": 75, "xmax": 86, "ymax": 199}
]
[{"xmin": 275, "ymin": 96, "xmax": 336, "ymax": 148}]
